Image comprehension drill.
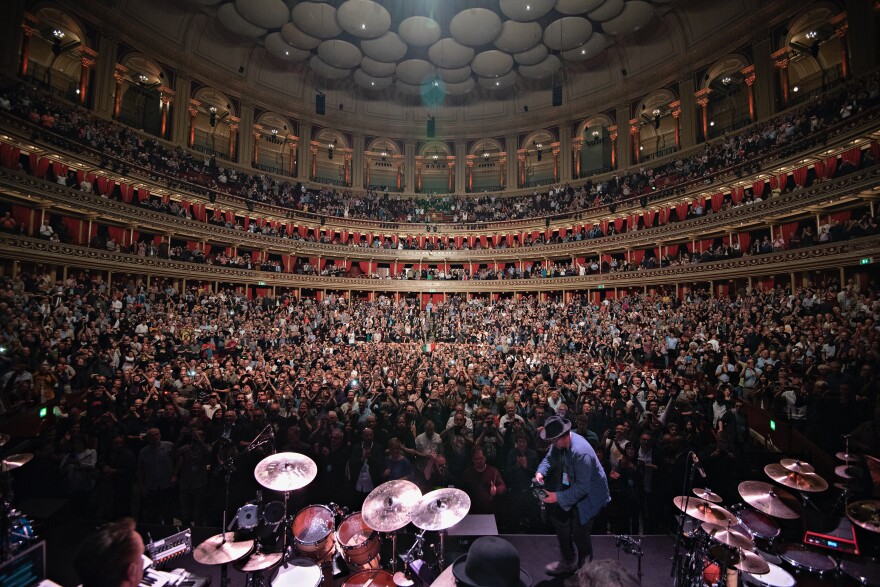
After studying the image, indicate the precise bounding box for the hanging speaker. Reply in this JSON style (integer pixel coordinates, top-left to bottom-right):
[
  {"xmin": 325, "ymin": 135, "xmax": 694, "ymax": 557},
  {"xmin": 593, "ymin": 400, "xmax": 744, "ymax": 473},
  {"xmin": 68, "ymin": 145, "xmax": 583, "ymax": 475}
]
[
  {"xmin": 315, "ymin": 94, "xmax": 325, "ymax": 115},
  {"xmin": 552, "ymin": 83, "xmax": 562, "ymax": 107},
  {"xmin": 427, "ymin": 117, "xmax": 436, "ymax": 138}
]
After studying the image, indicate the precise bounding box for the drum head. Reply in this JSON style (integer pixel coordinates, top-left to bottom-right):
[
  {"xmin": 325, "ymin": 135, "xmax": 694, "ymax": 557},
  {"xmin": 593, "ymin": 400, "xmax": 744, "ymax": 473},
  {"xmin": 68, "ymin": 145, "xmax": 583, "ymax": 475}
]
[
  {"xmin": 237, "ymin": 504, "xmax": 260, "ymax": 530},
  {"xmin": 841, "ymin": 557, "xmax": 880, "ymax": 587},
  {"xmin": 743, "ymin": 562, "xmax": 795, "ymax": 587},
  {"xmin": 338, "ymin": 513, "xmax": 372, "ymax": 547},
  {"xmin": 264, "ymin": 501, "xmax": 286, "ymax": 525},
  {"xmin": 737, "ymin": 507, "xmax": 781, "ymax": 539},
  {"xmin": 272, "ymin": 558, "xmax": 322, "ymax": 587},
  {"xmin": 778, "ymin": 544, "xmax": 836, "ymax": 574},
  {"xmin": 343, "ymin": 570, "xmax": 395, "ymax": 587},
  {"xmin": 293, "ymin": 505, "xmax": 334, "ymax": 544}
]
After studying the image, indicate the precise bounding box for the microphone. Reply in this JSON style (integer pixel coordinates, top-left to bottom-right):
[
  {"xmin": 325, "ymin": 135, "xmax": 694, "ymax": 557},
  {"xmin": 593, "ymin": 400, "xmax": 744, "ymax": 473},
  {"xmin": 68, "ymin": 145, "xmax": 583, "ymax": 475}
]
[{"xmin": 691, "ymin": 452, "xmax": 707, "ymax": 478}]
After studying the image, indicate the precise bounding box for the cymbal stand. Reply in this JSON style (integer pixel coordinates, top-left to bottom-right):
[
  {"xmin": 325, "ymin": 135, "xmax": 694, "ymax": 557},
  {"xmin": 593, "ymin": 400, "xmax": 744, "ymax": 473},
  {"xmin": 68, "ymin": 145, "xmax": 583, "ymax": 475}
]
[
  {"xmin": 385, "ymin": 531, "xmax": 399, "ymax": 573},
  {"xmin": 614, "ymin": 535, "xmax": 643, "ymax": 583},
  {"xmin": 671, "ymin": 453, "xmax": 698, "ymax": 583},
  {"xmin": 279, "ymin": 490, "xmax": 291, "ymax": 567},
  {"xmin": 218, "ymin": 459, "xmax": 236, "ymax": 587},
  {"xmin": 0, "ymin": 469, "xmax": 12, "ymax": 563},
  {"xmin": 438, "ymin": 530, "xmax": 447, "ymax": 570},
  {"xmin": 393, "ymin": 529, "xmax": 427, "ymax": 587}
]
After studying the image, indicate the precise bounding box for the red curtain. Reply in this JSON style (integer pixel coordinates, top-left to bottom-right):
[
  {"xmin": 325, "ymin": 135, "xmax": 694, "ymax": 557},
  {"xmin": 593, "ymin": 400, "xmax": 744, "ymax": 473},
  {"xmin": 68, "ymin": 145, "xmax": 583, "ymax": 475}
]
[
  {"xmin": 823, "ymin": 156, "xmax": 838, "ymax": 179},
  {"xmin": 0, "ymin": 144, "xmax": 20, "ymax": 169},
  {"xmin": 62, "ymin": 217, "xmax": 83, "ymax": 244},
  {"xmin": 52, "ymin": 161, "xmax": 68, "ymax": 180},
  {"xmin": 107, "ymin": 226, "xmax": 126, "ymax": 246},
  {"xmin": 842, "ymin": 147, "xmax": 862, "ymax": 167},
  {"xmin": 632, "ymin": 250, "xmax": 645, "ymax": 264},
  {"xmin": 777, "ymin": 173, "xmax": 788, "ymax": 191},
  {"xmin": 243, "ymin": 216, "xmax": 250, "ymax": 229},
  {"xmin": 711, "ymin": 193, "xmax": 724, "ymax": 212},
  {"xmin": 226, "ymin": 211, "xmax": 235, "ymax": 224},
  {"xmin": 768, "ymin": 176, "xmax": 778, "ymax": 190},
  {"xmin": 614, "ymin": 218, "xmax": 624, "ymax": 232},
  {"xmin": 676, "ymin": 203, "xmax": 688, "ymax": 220},
  {"xmin": 506, "ymin": 233, "xmax": 513, "ymax": 246},
  {"xmin": 702, "ymin": 239, "xmax": 714, "ymax": 252},
  {"xmin": 212, "ymin": 208, "xmax": 223, "ymax": 220},
  {"xmin": 830, "ymin": 211, "xmax": 851, "ymax": 224},
  {"xmin": 359, "ymin": 261, "xmax": 370, "ymax": 274},
  {"xmin": 194, "ymin": 204, "xmax": 207, "ymax": 222},
  {"xmin": 752, "ymin": 181, "xmax": 765, "ymax": 199},
  {"xmin": 644, "ymin": 211, "xmax": 655, "ymax": 227},
  {"xmin": 298, "ymin": 225, "xmax": 308, "ymax": 238},
  {"xmin": 780, "ymin": 223, "xmax": 798, "ymax": 244},
  {"xmin": 11, "ymin": 205, "xmax": 32, "ymax": 234},
  {"xmin": 626, "ymin": 215, "xmax": 636, "ymax": 230},
  {"xmin": 871, "ymin": 140, "xmax": 879, "ymax": 164},
  {"xmin": 792, "ymin": 166, "xmax": 809, "ymax": 187},
  {"xmin": 739, "ymin": 232, "xmax": 750, "ymax": 252},
  {"xmin": 600, "ymin": 220, "xmax": 609, "ymax": 234},
  {"xmin": 137, "ymin": 186, "xmax": 150, "ymax": 202},
  {"xmin": 119, "ymin": 184, "xmax": 134, "ymax": 203},
  {"xmin": 455, "ymin": 235, "xmax": 462, "ymax": 248},
  {"xmin": 479, "ymin": 235, "xmax": 487, "ymax": 248}
]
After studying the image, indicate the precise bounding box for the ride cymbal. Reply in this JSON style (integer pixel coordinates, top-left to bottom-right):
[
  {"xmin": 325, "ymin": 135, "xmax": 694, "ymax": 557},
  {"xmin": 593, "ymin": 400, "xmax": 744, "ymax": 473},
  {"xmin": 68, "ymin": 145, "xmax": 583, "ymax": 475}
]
[
  {"xmin": 362, "ymin": 479, "xmax": 423, "ymax": 532},
  {"xmin": 764, "ymin": 463, "xmax": 828, "ymax": 493},
  {"xmin": 738, "ymin": 481, "xmax": 800, "ymax": 519},
  {"xmin": 701, "ymin": 522, "xmax": 754, "ymax": 550},
  {"xmin": 233, "ymin": 551, "xmax": 282, "ymax": 572},
  {"xmin": 253, "ymin": 452, "xmax": 317, "ymax": 492},
  {"xmin": 780, "ymin": 459, "xmax": 815, "ymax": 475},
  {"xmin": 672, "ymin": 496, "xmax": 737, "ymax": 526},
  {"xmin": 193, "ymin": 533, "xmax": 254, "ymax": 565},
  {"xmin": 846, "ymin": 500, "xmax": 880, "ymax": 534},
  {"xmin": 411, "ymin": 488, "xmax": 471, "ymax": 531},
  {"xmin": 693, "ymin": 487, "xmax": 723, "ymax": 503},
  {"xmin": 836, "ymin": 452, "xmax": 862, "ymax": 463}
]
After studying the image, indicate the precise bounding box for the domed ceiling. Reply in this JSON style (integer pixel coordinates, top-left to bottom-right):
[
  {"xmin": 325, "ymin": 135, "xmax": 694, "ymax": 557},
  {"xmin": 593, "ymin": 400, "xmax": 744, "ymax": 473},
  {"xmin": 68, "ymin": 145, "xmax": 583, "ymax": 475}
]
[{"xmin": 197, "ymin": 0, "xmax": 669, "ymax": 98}]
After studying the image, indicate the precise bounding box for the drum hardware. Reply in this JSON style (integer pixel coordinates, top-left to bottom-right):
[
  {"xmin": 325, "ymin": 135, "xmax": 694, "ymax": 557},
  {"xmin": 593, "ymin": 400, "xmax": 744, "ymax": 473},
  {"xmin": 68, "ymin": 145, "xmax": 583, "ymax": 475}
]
[
  {"xmin": 764, "ymin": 463, "xmax": 829, "ymax": 494},
  {"xmin": 779, "ymin": 459, "xmax": 815, "ymax": 475},
  {"xmin": 738, "ymin": 481, "xmax": 800, "ymax": 520},
  {"xmin": 362, "ymin": 480, "xmax": 423, "ymax": 574},
  {"xmin": 392, "ymin": 528, "xmax": 429, "ymax": 587},
  {"xmin": 613, "ymin": 534, "xmax": 644, "ymax": 582},
  {"xmin": 777, "ymin": 543, "xmax": 837, "ymax": 576},
  {"xmin": 693, "ymin": 487, "xmax": 723, "ymax": 504},
  {"xmin": 410, "ymin": 488, "xmax": 471, "ymax": 571},
  {"xmin": 671, "ymin": 450, "xmax": 703, "ymax": 584},
  {"xmin": 0, "ymin": 450, "xmax": 35, "ymax": 563},
  {"xmin": 271, "ymin": 557, "xmax": 322, "ymax": 587}
]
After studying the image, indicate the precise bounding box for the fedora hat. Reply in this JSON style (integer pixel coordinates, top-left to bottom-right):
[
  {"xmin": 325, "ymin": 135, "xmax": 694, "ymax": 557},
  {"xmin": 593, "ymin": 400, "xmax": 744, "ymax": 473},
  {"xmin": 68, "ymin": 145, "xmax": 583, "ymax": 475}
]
[
  {"xmin": 451, "ymin": 536, "xmax": 531, "ymax": 587},
  {"xmin": 540, "ymin": 415, "xmax": 572, "ymax": 441}
]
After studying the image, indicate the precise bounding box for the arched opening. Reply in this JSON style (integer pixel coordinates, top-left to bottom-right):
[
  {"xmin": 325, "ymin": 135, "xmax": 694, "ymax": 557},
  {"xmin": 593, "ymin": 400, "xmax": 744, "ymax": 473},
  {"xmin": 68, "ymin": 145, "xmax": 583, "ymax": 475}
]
[
  {"xmin": 314, "ymin": 129, "xmax": 351, "ymax": 187},
  {"xmin": 26, "ymin": 6, "xmax": 88, "ymax": 102},
  {"xmin": 521, "ymin": 130, "xmax": 557, "ymax": 188},
  {"xmin": 191, "ymin": 88, "xmax": 236, "ymax": 161},
  {"xmin": 703, "ymin": 55, "xmax": 751, "ymax": 139},
  {"xmin": 254, "ymin": 112, "xmax": 296, "ymax": 176},
  {"xmin": 416, "ymin": 141, "xmax": 453, "ymax": 194},
  {"xmin": 117, "ymin": 54, "xmax": 168, "ymax": 138},
  {"xmin": 468, "ymin": 138, "xmax": 505, "ymax": 193},
  {"xmin": 635, "ymin": 90, "xmax": 678, "ymax": 162},
  {"xmin": 784, "ymin": 5, "xmax": 845, "ymax": 105},
  {"xmin": 364, "ymin": 138, "xmax": 401, "ymax": 192},
  {"xmin": 575, "ymin": 115, "xmax": 614, "ymax": 177}
]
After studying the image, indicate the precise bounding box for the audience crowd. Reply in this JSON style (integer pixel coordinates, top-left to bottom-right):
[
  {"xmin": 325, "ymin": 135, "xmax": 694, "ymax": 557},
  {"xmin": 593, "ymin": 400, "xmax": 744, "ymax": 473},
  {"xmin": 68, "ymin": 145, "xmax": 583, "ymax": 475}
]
[{"xmin": 2, "ymin": 269, "xmax": 877, "ymax": 535}]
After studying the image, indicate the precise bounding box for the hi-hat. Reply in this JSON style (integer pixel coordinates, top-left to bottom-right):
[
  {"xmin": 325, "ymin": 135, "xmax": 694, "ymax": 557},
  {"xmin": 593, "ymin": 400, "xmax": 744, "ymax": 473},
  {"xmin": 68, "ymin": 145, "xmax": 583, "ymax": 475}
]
[
  {"xmin": 835, "ymin": 465, "xmax": 863, "ymax": 480},
  {"xmin": 193, "ymin": 533, "xmax": 254, "ymax": 565},
  {"xmin": 0, "ymin": 453, "xmax": 33, "ymax": 472},
  {"xmin": 738, "ymin": 481, "xmax": 800, "ymax": 519},
  {"xmin": 254, "ymin": 452, "xmax": 317, "ymax": 492},
  {"xmin": 672, "ymin": 496, "xmax": 736, "ymax": 526},
  {"xmin": 836, "ymin": 452, "xmax": 862, "ymax": 463},
  {"xmin": 362, "ymin": 479, "xmax": 423, "ymax": 532},
  {"xmin": 693, "ymin": 487, "xmax": 723, "ymax": 503},
  {"xmin": 716, "ymin": 548, "xmax": 771, "ymax": 575},
  {"xmin": 846, "ymin": 500, "xmax": 880, "ymax": 534},
  {"xmin": 411, "ymin": 488, "xmax": 471, "ymax": 531},
  {"xmin": 701, "ymin": 522, "xmax": 754, "ymax": 550},
  {"xmin": 764, "ymin": 463, "xmax": 828, "ymax": 493},
  {"xmin": 233, "ymin": 551, "xmax": 282, "ymax": 572},
  {"xmin": 780, "ymin": 459, "xmax": 814, "ymax": 474}
]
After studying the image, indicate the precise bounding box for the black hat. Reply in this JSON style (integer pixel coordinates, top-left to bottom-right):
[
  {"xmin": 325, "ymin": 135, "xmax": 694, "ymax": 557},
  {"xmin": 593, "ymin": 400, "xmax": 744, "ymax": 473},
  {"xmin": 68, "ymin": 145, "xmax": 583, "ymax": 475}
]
[
  {"xmin": 452, "ymin": 536, "xmax": 531, "ymax": 587},
  {"xmin": 540, "ymin": 415, "xmax": 572, "ymax": 441}
]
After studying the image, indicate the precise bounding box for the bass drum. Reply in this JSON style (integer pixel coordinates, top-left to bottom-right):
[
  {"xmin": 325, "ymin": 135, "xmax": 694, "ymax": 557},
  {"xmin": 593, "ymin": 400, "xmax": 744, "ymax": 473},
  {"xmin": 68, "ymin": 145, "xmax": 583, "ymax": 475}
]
[{"xmin": 343, "ymin": 570, "xmax": 396, "ymax": 587}]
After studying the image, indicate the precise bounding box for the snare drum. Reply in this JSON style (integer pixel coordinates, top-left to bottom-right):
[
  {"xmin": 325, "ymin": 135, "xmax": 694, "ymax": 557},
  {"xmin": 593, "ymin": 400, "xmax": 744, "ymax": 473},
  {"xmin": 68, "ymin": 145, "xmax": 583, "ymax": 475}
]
[
  {"xmin": 778, "ymin": 544, "xmax": 837, "ymax": 575},
  {"xmin": 734, "ymin": 505, "xmax": 781, "ymax": 546},
  {"xmin": 841, "ymin": 557, "xmax": 880, "ymax": 586},
  {"xmin": 336, "ymin": 512, "xmax": 379, "ymax": 565},
  {"xmin": 237, "ymin": 503, "xmax": 260, "ymax": 530},
  {"xmin": 292, "ymin": 505, "xmax": 336, "ymax": 560},
  {"xmin": 343, "ymin": 570, "xmax": 396, "ymax": 587},
  {"xmin": 272, "ymin": 558, "xmax": 323, "ymax": 587},
  {"xmin": 742, "ymin": 562, "xmax": 796, "ymax": 587}
]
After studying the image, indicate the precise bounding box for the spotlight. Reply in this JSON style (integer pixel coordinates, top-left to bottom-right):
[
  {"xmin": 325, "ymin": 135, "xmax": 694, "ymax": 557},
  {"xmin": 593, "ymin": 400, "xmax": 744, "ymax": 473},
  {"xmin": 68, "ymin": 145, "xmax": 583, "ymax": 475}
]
[
  {"xmin": 709, "ymin": 121, "xmax": 715, "ymax": 127},
  {"xmin": 53, "ymin": 29, "xmax": 65, "ymax": 39},
  {"xmin": 792, "ymin": 86, "xmax": 799, "ymax": 93},
  {"xmin": 721, "ymin": 76, "xmax": 732, "ymax": 85}
]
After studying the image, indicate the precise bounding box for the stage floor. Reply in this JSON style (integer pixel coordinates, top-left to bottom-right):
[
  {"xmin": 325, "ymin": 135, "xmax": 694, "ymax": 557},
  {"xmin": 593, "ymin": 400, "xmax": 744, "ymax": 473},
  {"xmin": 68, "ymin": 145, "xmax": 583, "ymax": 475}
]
[{"xmin": 39, "ymin": 520, "xmax": 675, "ymax": 586}]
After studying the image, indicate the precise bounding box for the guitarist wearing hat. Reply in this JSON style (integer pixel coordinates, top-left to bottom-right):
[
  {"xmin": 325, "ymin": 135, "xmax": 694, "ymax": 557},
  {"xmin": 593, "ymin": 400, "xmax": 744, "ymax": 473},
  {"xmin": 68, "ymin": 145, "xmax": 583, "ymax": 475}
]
[{"xmin": 535, "ymin": 415, "xmax": 610, "ymax": 575}]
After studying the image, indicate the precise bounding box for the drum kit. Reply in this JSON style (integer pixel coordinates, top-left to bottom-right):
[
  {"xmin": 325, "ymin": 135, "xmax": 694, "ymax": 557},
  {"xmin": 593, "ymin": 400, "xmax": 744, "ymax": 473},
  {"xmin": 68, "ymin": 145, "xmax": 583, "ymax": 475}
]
[
  {"xmin": 673, "ymin": 453, "xmax": 880, "ymax": 587},
  {"xmin": 191, "ymin": 449, "xmax": 472, "ymax": 587},
  {"xmin": 0, "ymin": 433, "xmax": 37, "ymax": 565}
]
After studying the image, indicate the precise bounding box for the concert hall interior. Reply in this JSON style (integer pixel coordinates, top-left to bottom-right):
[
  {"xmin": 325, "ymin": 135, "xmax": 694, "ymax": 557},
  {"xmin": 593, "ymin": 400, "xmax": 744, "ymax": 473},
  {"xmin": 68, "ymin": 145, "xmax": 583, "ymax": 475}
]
[{"xmin": 0, "ymin": 0, "xmax": 879, "ymax": 585}]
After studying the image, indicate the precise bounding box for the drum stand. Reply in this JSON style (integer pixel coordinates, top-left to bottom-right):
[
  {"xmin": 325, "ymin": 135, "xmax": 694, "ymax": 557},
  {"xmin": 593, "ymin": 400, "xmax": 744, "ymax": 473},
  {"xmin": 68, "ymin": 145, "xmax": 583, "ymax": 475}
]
[
  {"xmin": 393, "ymin": 529, "xmax": 427, "ymax": 587},
  {"xmin": 218, "ymin": 461, "xmax": 236, "ymax": 587},
  {"xmin": 279, "ymin": 490, "xmax": 292, "ymax": 567},
  {"xmin": 671, "ymin": 453, "xmax": 699, "ymax": 585}
]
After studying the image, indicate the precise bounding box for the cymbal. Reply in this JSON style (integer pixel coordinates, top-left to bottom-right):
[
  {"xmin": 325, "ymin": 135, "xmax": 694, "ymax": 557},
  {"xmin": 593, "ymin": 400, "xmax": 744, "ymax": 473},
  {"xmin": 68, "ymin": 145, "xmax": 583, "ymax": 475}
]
[
  {"xmin": 429, "ymin": 565, "xmax": 455, "ymax": 587},
  {"xmin": 0, "ymin": 453, "xmax": 33, "ymax": 472},
  {"xmin": 233, "ymin": 551, "xmax": 282, "ymax": 572},
  {"xmin": 672, "ymin": 496, "xmax": 737, "ymax": 526},
  {"xmin": 701, "ymin": 522, "xmax": 754, "ymax": 550},
  {"xmin": 846, "ymin": 500, "xmax": 880, "ymax": 534},
  {"xmin": 193, "ymin": 532, "xmax": 254, "ymax": 565},
  {"xmin": 693, "ymin": 487, "xmax": 723, "ymax": 503},
  {"xmin": 764, "ymin": 463, "xmax": 828, "ymax": 493},
  {"xmin": 0, "ymin": 434, "xmax": 10, "ymax": 448},
  {"xmin": 738, "ymin": 481, "xmax": 800, "ymax": 519},
  {"xmin": 780, "ymin": 459, "xmax": 815, "ymax": 475},
  {"xmin": 717, "ymin": 549, "xmax": 771, "ymax": 575},
  {"xmin": 362, "ymin": 479, "xmax": 422, "ymax": 532},
  {"xmin": 253, "ymin": 452, "xmax": 317, "ymax": 492},
  {"xmin": 411, "ymin": 488, "xmax": 471, "ymax": 531},
  {"xmin": 835, "ymin": 465, "xmax": 863, "ymax": 480},
  {"xmin": 836, "ymin": 452, "xmax": 862, "ymax": 463}
]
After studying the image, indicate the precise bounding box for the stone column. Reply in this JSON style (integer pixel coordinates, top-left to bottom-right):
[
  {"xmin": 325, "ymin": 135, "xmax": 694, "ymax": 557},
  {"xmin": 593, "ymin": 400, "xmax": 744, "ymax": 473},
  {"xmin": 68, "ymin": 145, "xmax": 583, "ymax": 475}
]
[
  {"xmin": 454, "ymin": 140, "xmax": 466, "ymax": 194},
  {"xmin": 237, "ymin": 101, "xmax": 254, "ymax": 166},
  {"xmin": 572, "ymin": 137, "xmax": 582, "ymax": 179},
  {"xmin": 78, "ymin": 50, "xmax": 97, "ymax": 106},
  {"xmin": 188, "ymin": 100, "xmax": 200, "ymax": 147},
  {"xmin": 629, "ymin": 119, "xmax": 640, "ymax": 163},
  {"xmin": 93, "ymin": 31, "xmax": 119, "ymax": 118},
  {"xmin": 298, "ymin": 120, "xmax": 312, "ymax": 182},
  {"xmin": 559, "ymin": 124, "xmax": 572, "ymax": 181},
  {"xmin": 772, "ymin": 50, "xmax": 790, "ymax": 108},
  {"xmin": 831, "ymin": 16, "xmax": 850, "ymax": 79},
  {"xmin": 677, "ymin": 75, "xmax": 697, "ymax": 149},
  {"xmin": 752, "ymin": 31, "xmax": 776, "ymax": 119},
  {"xmin": 172, "ymin": 74, "xmax": 192, "ymax": 146},
  {"xmin": 352, "ymin": 133, "xmax": 364, "ymax": 188},
  {"xmin": 506, "ymin": 132, "xmax": 518, "ymax": 188},
  {"xmin": 694, "ymin": 89, "xmax": 711, "ymax": 141},
  {"xmin": 227, "ymin": 119, "xmax": 239, "ymax": 160},
  {"xmin": 742, "ymin": 65, "xmax": 757, "ymax": 122},
  {"xmin": 288, "ymin": 138, "xmax": 298, "ymax": 176},
  {"xmin": 159, "ymin": 89, "xmax": 174, "ymax": 140},
  {"xmin": 669, "ymin": 101, "xmax": 681, "ymax": 148},
  {"xmin": 614, "ymin": 104, "xmax": 631, "ymax": 169},
  {"xmin": 844, "ymin": 0, "xmax": 878, "ymax": 77},
  {"xmin": 112, "ymin": 65, "xmax": 127, "ymax": 119},
  {"xmin": 607, "ymin": 127, "xmax": 618, "ymax": 169},
  {"xmin": 404, "ymin": 141, "xmax": 416, "ymax": 193}
]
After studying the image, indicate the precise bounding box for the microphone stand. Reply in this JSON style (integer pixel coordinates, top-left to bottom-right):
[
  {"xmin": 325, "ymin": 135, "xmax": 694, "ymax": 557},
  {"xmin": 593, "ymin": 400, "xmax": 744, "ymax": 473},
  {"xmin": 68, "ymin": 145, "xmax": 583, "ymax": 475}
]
[{"xmin": 671, "ymin": 451, "xmax": 698, "ymax": 587}]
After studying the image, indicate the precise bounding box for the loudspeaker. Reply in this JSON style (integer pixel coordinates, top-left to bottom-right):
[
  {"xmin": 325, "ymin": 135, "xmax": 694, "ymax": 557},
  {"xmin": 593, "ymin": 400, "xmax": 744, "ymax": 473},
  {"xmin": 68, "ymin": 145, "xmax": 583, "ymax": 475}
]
[
  {"xmin": 315, "ymin": 94, "xmax": 325, "ymax": 115},
  {"xmin": 552, "ymin": 83, "xmax": 562, "ymax": 107},
  {"xmin": 427, "ymin": 117, "xmax": 435, "ymax": 138}
]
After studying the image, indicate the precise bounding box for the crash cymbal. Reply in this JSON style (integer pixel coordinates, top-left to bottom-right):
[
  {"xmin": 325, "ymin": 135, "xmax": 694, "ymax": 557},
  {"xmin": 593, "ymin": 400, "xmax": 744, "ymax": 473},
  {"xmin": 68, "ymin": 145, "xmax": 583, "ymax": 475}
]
[
  {"xmin": 233, "ymin": 551, "xmax": 282, "ymax": 572},
  {"xmin": 0, "ymin": 453, "xmax": 33, "ymax": 472},
  {"xmin": 764, "ymin": 463, "xmax": 828, "ymax": 493},
  {"xmin": 672, "ymin": 496, "xmax": 737, "ymax": 526},
  {"xmin": 846, "ymin": 500, "xmax": 880, "ymax": 534},
  {"xmin": 693, "ymin": 487, "xmax": 723, "ymax": 503},
  {"xmin": 0, "ymin": 434, "xmax": 10, "ymax": 448},
  {"xmin": 193, "ymin": 532, "xmax": 254, "ymax": 565},
  {"xmin": 722, "ymin": 549, "xmax": 771, "ymax": 575},
  {"xmin": 835, "ymin": 465, "xmax": 864, "ymax": 480},
  {"xmin": 738, "ymin": 481, "xmax": 800, "ymax": 519},
  {"xmin": 701, "ymin": 522, "xmax": 754, "ymax": 550},
  {"xmin": 836, "ymin": 452, "xmax": 862, "ymax": 464},
  {"xmin": 411, "ymin": 488, "xmax": 471, "ymax": 531},
  {"xmin": 780, "ymin": 459, "xmax": 815, "ymax": 475},
  {"xmin": 253, "ymin": 452, "xmax": 317, "ymax": 492},
  {"xmin": 362, "ymin": 479, "xmax": 423, "ymax": 532}
]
